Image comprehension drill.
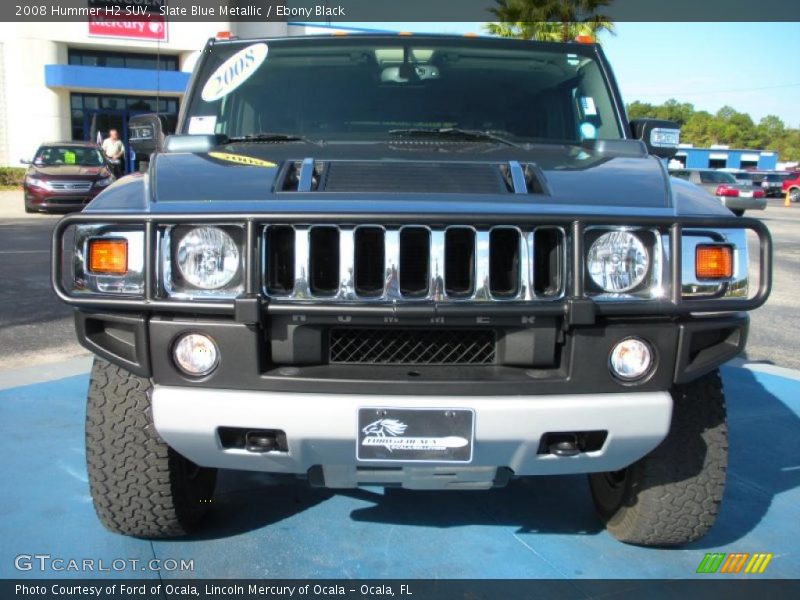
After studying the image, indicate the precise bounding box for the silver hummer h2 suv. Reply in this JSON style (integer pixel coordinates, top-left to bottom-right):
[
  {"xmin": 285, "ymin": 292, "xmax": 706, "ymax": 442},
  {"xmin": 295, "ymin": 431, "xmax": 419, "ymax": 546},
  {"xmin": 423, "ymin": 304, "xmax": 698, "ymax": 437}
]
[{"xmin": 52, "ymin": 35, "xmax": 772, "ymax": 546}]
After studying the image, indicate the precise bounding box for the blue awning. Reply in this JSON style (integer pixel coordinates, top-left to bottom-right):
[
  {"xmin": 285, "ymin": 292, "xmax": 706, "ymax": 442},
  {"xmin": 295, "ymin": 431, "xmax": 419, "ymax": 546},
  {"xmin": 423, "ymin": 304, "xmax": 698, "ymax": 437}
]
[{"xmin": 45, "ymin": 64, "xmax": 189, "ymax": 94}]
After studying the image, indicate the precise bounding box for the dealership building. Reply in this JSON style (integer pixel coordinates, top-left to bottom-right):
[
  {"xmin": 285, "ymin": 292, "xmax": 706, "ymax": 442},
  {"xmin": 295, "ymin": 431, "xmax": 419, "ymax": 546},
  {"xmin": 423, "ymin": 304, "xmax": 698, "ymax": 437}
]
[
  {"xmin": 671, "ymin": 145, "xmax": 779, "ymax": 171},
  {"xmin": 0, "ymin": 19, "xmax": 329, "ymax": 170}
]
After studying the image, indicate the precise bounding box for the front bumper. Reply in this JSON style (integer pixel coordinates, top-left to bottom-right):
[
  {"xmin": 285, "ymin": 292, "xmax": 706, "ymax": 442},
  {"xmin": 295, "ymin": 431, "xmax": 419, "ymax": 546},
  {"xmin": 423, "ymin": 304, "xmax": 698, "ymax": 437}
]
[
  {"xmin": 25, "ymin": 188, "xmax": 99, "ymax": 211},
  {"xmin": 721, "ymin": 196, "xmax": 767, "ymax": 211},
  {"xmin": 152, "ymin": 386, "xmax": 672, "ymax": 488}
]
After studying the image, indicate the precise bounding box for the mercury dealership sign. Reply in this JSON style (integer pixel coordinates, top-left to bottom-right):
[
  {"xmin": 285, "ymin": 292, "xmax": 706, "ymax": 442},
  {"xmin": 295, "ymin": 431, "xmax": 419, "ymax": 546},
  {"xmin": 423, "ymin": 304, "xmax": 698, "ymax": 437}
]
[{"xmin": 87, "ymin": 0, "xmax": 168, "ymax": 41}]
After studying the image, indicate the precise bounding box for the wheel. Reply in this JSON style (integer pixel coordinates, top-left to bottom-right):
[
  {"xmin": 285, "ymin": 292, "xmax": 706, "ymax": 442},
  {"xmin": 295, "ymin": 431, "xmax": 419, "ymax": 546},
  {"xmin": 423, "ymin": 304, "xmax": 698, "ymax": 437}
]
[
  {"xmin": 24, "ymin": 204, "xmax": 35, "ymax": 213},
  {"xmin": 731, "ymin": 209, "xmax": 744, "ymax": 217},
  {"xmin": 589, "ymin": 370, "xmax": 727, "ymax": 546},
  {"xmin": 790, "ymin": 188, "xmax": 800, "ymax": 203},
  {"xmin": 85, "ymin": 358, "xmax": 217, "ymax": 537}
]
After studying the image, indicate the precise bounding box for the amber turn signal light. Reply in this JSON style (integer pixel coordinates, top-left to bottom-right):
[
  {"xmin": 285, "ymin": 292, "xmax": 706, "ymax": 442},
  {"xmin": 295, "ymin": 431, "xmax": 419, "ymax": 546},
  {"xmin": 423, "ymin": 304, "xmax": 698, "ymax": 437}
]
[
  {"xmin": 88, "ymin": 239, "xmax": 128, "ymax": 275},
  {"xmin": 695, "ymin": 245, "xmax": 733, "ymax": 279}
]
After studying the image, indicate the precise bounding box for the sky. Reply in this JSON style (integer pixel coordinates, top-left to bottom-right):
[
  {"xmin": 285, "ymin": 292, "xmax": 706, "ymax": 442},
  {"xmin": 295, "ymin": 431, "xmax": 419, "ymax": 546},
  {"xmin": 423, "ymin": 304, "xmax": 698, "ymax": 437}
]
[{"xmin": 306, "ymin": 21, "xmax": 800, "ymax": 127}]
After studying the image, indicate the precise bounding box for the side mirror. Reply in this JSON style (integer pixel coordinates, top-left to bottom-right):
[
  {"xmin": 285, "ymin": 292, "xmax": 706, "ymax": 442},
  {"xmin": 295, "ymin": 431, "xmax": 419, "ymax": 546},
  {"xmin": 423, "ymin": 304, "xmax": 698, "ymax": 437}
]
[
  {"xmin": 20, "ymin": 158, "xmax": 31, "ymax": 165},
  {"xmin": 128, "ymin": 113, "xmax": 167, "ymax": 155},
  {"xmin": 630, "ymin": 119, "xmax": 680, "ymax": 159}
]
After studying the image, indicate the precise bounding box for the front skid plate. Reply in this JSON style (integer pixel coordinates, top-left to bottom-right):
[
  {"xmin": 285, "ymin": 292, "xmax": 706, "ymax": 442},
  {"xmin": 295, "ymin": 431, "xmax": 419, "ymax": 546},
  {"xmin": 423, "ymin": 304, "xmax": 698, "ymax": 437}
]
[{"xmin": 152, "ymin": 386, "xmax": 672, "ymax": 484}]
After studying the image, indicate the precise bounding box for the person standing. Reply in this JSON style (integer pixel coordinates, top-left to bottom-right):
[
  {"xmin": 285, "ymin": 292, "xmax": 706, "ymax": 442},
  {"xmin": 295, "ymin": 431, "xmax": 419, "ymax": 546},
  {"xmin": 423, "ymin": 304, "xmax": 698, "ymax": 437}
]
[{"xmin": 101, "ymin": 129, "xmax": 125, "ymax": 178}]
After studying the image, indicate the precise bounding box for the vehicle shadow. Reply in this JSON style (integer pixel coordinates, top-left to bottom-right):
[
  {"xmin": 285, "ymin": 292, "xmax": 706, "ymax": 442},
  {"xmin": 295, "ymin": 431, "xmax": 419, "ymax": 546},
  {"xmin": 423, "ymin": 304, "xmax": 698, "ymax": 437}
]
[{"xmin": 188, "ymin": 366, "xmax": 799, "ymax": 547}]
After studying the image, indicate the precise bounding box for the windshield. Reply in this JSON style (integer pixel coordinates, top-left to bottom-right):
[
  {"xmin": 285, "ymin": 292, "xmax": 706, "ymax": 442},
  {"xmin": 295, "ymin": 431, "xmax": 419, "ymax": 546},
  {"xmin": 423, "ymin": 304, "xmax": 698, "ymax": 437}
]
[
  {"xmin": 35, "ymin": 146, "xmax": 104, "ymax": 166},
  {"xmin": 184, "ymin": 38, "xmax": 623, "ymax": 144}
]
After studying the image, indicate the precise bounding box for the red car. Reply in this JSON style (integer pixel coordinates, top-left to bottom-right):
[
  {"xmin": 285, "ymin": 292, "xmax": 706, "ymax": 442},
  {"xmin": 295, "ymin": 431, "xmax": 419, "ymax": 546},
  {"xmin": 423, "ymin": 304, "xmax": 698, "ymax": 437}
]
[
  {"xmin": 781, "ymin": 171, "xmax": 800, "ymax": 203},
  {"xmin": 22, "ymin": 142, "xmax": 115, "ymax": 213}
]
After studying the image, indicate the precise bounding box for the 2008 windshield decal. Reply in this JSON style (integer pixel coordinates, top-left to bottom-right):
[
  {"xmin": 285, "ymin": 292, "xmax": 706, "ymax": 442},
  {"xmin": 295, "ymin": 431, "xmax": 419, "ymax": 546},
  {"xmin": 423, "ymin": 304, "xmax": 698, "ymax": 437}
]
[{"xmin": 201, "ymin": 43, "xmax": 268, "ymax": 103}]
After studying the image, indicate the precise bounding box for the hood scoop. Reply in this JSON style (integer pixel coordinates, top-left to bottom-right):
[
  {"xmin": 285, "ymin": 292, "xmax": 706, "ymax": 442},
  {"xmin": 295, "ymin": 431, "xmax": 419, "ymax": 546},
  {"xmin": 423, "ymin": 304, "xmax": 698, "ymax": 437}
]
[
  {"xmin": 280, "ymin": 158, "xmax": 324, "ymax": 192},
  {"xmin": 277, "ymin": 159, "xmax": 547, "ymax": 195}
]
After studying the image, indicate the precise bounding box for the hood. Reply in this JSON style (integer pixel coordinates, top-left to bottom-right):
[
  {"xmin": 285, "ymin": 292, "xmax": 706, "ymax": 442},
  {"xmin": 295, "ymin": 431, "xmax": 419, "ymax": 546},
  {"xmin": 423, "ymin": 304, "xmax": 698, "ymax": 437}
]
[
  {"xmin": 149, "ymin": 141, "xmax": 672, "ymax": 213},
  {"xmin": 31, "ymin": 165, "xmax": 108, "ymax": 178}
]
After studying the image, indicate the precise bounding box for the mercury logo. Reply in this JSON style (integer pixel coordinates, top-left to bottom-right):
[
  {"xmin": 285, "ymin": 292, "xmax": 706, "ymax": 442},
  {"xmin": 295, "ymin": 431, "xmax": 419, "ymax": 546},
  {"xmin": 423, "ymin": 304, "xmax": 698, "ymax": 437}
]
[{"xmin": 361, "ymin": 418, "xmax": 468, "ymax": 453}]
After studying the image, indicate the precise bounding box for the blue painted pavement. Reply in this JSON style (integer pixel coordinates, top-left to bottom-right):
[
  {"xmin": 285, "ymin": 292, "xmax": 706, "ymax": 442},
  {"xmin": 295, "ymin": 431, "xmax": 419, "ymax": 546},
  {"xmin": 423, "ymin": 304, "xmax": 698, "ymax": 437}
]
[{"xmin": 0, "ymin": 365, "xmax": 797, "ymax": 584}]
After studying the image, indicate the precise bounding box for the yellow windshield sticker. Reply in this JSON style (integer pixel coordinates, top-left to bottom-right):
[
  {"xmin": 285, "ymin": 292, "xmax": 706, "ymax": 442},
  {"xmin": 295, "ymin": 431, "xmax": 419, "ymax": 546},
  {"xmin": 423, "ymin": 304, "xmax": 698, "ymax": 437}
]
[
  {"xmin": 208, "ymin": 151, "xmax": 276, "ymax": 168},
  {"xmin": 63, "ymin": 151, "xmax": 76, "ymax": 164}
]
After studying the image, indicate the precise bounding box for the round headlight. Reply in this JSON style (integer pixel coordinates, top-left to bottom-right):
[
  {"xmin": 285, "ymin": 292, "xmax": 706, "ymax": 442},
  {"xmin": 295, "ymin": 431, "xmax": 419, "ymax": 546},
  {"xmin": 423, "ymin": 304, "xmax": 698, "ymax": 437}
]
[
  {"xmin": 176, "ymin": 226, "xmax": 240, "ymax": 289},
  {"xmin": 173, "ymin": 333, "xmax": 219, "ymax": 376},
  {"xmin": 587, "ymin": 231, "xmax": 649, "ymax": 293},
  {"xmin": 609, "ymin": 337, "xmax": 654, "ymax": 382}
]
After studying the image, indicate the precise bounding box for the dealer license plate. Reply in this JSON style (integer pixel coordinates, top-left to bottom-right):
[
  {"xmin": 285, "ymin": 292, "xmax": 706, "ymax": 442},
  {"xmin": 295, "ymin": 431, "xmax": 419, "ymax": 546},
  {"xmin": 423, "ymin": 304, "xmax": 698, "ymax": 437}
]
[{"xmin": 357, "ymin": 408, "xmax": 474, "ymax": 463}]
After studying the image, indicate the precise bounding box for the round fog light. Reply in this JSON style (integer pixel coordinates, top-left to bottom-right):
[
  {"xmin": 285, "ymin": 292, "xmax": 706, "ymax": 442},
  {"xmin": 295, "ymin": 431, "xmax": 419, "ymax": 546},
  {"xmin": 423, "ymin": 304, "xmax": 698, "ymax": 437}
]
[
  {"xmin": 609, "ymin": 337, "xmax": 653, "ymax": 381},
  {"xmin": 173, "ymin": 333, "xmax": 219, "ymax": 376}
]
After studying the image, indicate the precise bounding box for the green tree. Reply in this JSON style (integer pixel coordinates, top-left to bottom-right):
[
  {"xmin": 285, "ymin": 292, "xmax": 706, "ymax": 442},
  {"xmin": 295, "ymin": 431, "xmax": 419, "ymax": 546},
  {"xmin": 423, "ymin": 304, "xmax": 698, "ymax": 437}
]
[
  {"xmin": 625, "ymin": 99, "xmax": 800, "ymax": 162},
  {"xmin": 484, "ymin": 0, "xmax": 615, "ymax": 42}
]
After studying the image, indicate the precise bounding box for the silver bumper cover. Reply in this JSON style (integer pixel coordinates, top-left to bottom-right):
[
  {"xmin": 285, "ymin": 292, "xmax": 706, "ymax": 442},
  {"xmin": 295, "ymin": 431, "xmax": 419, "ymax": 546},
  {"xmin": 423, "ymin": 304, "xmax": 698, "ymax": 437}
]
[
  {"xmin": 152, "ymin": 387, "xmax": 672, "ymax": 489},
  {"xmin": 721, "ymin": 196, "xmax": 767, "ymax": 211}
]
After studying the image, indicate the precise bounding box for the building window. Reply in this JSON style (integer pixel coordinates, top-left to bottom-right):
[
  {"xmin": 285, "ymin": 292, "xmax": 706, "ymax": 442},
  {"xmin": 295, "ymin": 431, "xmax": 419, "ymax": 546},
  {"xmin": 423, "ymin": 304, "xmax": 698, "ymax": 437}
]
[
  {"xmin": 708, "ymin": 158, "xmax": 727, "ymax": 169},
  {"xmin": 70, "ymin": 93, "xmax": 179, "ymax": 142},
  {"xmin": 68, "ymin": 49, "xmax": 179, "ymax": 71}
]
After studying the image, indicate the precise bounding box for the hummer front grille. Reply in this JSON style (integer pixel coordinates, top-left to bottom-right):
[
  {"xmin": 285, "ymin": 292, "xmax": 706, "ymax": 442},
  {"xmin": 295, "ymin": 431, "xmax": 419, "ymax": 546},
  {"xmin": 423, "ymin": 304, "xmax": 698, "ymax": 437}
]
[{"xmin": 263, "ymin": 225, "xmax": 565, "ymax": 302}]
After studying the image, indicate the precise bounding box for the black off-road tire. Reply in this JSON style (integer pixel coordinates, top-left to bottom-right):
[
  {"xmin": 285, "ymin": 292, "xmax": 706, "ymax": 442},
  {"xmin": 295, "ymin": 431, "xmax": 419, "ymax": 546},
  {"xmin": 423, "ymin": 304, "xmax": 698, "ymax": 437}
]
[
  {"xmin": 85, "ymin": 358, "xmax": 217, "ymax": 538},
  {"xmin": 589, "ymin": 370, "xmax": 727, "ymax": 546}
]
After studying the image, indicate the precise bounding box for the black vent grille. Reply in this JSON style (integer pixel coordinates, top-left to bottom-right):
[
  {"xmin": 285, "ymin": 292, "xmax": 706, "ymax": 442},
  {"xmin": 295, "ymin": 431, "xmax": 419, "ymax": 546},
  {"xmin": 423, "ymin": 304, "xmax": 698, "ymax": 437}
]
[
  {"xmin": 322, "ymin": 162, "xmax": 505, "ymax": 194},
  {"xmin": 329, "ymin": 328, "xmax": 496, "ymax": 365}
]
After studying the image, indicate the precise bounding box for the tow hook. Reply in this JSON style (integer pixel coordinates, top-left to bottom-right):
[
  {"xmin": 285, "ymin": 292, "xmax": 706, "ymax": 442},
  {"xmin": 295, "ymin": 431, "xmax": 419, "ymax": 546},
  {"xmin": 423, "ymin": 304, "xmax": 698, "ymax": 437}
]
[
  {"xmin": 245, "ymin": 431, "xmax": 279, "ymax": 453},
  {"xmin": 548, "ymin": 435, "xmax": 581, "ymax": 457}
]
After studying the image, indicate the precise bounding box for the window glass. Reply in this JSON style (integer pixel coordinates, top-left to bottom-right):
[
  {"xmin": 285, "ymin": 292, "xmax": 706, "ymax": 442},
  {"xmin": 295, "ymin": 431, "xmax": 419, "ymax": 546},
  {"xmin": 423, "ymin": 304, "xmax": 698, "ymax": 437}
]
[
  {"xmin": 700, "ymin": 171, "xmax": 736, "ymax": 184},
  {"xmin": 34, "ymin": 146, "xmax": 105, "ymax": 166},
  {"xmin": 101, "ymin": 96, "xmax": 124, "ymax": 110},
  {"xmin": 186, "ymin": 39, "xmax": 623, "ymax": 142},
  {"xmin": 67, "ymin": 49, "xmax": 178, "ymax": 71}
]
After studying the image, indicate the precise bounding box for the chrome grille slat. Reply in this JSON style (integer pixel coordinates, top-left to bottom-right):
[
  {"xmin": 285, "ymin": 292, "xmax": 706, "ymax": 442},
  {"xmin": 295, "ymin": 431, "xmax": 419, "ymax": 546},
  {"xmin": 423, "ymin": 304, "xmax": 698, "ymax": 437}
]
[
  {"xmin": 293, "ymin": 227, "xmax": 310, "ymax": 299},
  {"xmin": 263, "ymin": 224, "xmax": 565, "ymax": 302},
  {"xmin": 338, "ymin": 227, "xmax": 355, "ymax": 299},
  {"xmin": 521, "ymin": 230, "xmax": 534, "ymax": 300},
  {"xmin": 384, "ymin": 228, "xmax": 401, "ymax": 300},
  {"xmin": 474, "ymin": 229, "xmax": 491, "ymax": 301},
  {"xmin": 49, "ymin": 181, "xmax": 93, "ymax": 192},
  {"xmin": 429, "ymin": 229, "xmax": 446, "ymax": 301}
]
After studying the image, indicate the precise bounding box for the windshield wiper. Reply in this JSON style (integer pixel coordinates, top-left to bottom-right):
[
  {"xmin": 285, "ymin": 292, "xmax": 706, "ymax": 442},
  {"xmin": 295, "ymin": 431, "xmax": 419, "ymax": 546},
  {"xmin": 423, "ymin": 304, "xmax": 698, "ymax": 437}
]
[
  {"xmin": 222, "ymin": 133, "xmax": 322, "ymax": 146},
  {"xmin": 389, "ymin": 127, "xmax": 523, "ymax": 148}
]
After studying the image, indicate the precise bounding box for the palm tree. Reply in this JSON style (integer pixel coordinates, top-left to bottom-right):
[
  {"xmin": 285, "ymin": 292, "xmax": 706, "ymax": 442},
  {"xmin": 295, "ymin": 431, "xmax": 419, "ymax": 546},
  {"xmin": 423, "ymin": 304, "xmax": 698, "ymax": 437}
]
[{"xmin": 484, "ymin": 0, "xmax": 615, "ymax": 43}]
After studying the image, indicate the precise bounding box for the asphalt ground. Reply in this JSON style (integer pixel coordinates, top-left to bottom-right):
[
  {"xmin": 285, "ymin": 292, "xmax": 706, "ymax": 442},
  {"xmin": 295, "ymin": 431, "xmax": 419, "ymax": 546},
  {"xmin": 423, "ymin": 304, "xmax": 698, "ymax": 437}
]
[{"xmin": 1, "ymin": 189, "xmax": 798, "ymax": 371}]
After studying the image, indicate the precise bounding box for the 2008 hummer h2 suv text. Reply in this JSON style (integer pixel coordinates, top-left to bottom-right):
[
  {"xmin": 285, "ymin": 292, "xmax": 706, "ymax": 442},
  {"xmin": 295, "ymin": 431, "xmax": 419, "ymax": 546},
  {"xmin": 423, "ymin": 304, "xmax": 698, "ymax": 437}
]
[{"xmin": 52, "ymin": 35, "xmax": 772, "ymax": 546}]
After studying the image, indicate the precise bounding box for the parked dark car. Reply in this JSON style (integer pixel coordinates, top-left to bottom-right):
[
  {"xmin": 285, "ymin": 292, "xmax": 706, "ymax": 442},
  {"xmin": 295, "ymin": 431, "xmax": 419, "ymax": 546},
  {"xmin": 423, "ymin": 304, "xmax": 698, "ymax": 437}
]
[
  {"xmin": 670, "ymin": 168, "xmax": 766, "ymax": 216},
  {"xmin": 22, "ymin": 142, "xmax": 114, "ymax": 213},
  {"xmin": 720, "ymin": 168, "xmax": 760, "ymax": 188},
  {"xmin": 760, "ymin": 171, "xmax": 792, "ymax": 197}
]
